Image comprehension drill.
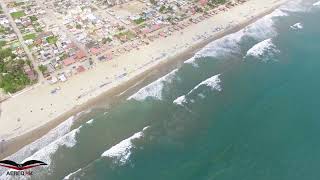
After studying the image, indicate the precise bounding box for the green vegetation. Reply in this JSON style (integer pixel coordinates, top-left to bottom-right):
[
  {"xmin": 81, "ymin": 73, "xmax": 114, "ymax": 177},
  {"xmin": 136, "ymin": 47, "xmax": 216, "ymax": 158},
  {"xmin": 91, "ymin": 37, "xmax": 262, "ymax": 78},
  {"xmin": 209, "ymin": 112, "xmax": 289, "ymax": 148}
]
[
  {"xmin": 29, "ymin": 15, "xmax": 38, "ymax": 22},
  {"xmin": 0, "ymin": 26, "xmax": 8, "ymax": 34},
  {"xmin": 75, "ymin": 24, "xmax": 82, "ymax": 29},
  {"xmin": 159, "ymin": 5, "xmax": 166, "ymax": 13},
  {"xmin": 14, "ymin": 2, "xmax": 25, "ymax": 6},
  {"xmin": 133, "ymin": 17, "xmax": 146, "ymax": 25},
  {"xmin": 46, "ymin": 36, "xmax": 58, "ymax": 44},
  {"xmin": 0, "ymin": 41, "xmax": 6, "ymax": 48},
  {"xmin": 207, "ymin": 0, "xmax": 227, "ymax": 7},
  {"xmin": 10, "ymin": 11, "xmax": 26, "ymax": 19},
  {"xmin": 102, "ymin": 37, "xmax": 112, "ymax": 44},
  {"xmin": 118, "ymin": 26, "xmax": 125, "ymax": 31},
  {"xmin": 23, "ymin": 33, "xmax": 37, "ymax": 40},
  {"xmin": 0, "ymin": 48, "xmax": 32, "ymax": 93},
  {"xmin": 116, "ymin": 31, "xmax": 136, "ymax": 41},
  {"xmin": 38, "ymin": 64, "xmax": 47, "ymax": 75},
  {"xmin": 35, "ymin": 27, "xmax": 43, "ymax": 32}
]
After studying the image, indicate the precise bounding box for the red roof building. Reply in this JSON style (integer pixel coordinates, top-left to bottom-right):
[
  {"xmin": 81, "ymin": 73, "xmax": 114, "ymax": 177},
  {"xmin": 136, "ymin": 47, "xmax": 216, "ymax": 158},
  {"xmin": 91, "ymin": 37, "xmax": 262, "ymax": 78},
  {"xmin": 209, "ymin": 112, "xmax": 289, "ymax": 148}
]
[
  {"xmin": 63, "ymin": 57, "xmax": 76, "ymax": 66},
  {"xmin": 24, "ymin": 66, "xmax": 37, "ymax": 81},
  {"xmin": 76, "ymin": 65, "xmax": 86, "ymax": 73},
  {"xmin": 90, "ymin": 47, "xmax": 102, "ymax": 55},
  {"xmin": 200, "ymin": 0, "xmax": 208, "ymax": 6},
  {"xmin": 75, "ymin": 50, "xmax": 86, "ymax": 60}
]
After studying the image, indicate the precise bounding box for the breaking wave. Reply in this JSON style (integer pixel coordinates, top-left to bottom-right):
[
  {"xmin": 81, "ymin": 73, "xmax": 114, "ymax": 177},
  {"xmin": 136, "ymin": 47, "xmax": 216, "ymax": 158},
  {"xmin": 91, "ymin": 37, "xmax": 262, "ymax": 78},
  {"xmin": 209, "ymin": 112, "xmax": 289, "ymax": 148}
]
[
  {"xmin": 185, "ymin": 7, "xmax": 288, "ymax": 65},
  {"xmin": 0, "ymin": 126, "xmax": 81, "ymax": 178},
  {"xmin": 173, "ymin": 95, "xmax": 187, "ymax": 106},
  {"xmin": 127, "ymin": 69, "xmax": 177, "ymax": 101},
  {"xmin": 290, "ymin": 22, "xmax": 303, "ymax": 30},
  {"xmin": 101, "ymin": 126, "xmax": 149, "ymax": 165},
  {"xmin": 245, "ymin": 38, "xmax": 279, "ymax": 59},
  {"xmin": 173, "ymin": 74, "xmax": 221, "ymax": 106},
  {"xmin": 1, "ymin": 116, "xmax": 75, "ymax": 168},
  {"xmin": 280, "ymin": 0, "xmax": 309, "ymax": 12},
  {"xmin": 190, "ymin": 74, "xmax": 222, "ymax": 93},
  {"xmin": 63, "ymin": 168, "xmax": 82, "ymax": 180},
  {"xmin": 86, "ymin": 119, "xmax": 94, "ymax": 124},
  {"xmin": 314, "ymin": 1, "xmax": 320, "ymax": 6},
  {"xmin": 22, "ymin": 127, "xmax": 80, "ymax": 167}
]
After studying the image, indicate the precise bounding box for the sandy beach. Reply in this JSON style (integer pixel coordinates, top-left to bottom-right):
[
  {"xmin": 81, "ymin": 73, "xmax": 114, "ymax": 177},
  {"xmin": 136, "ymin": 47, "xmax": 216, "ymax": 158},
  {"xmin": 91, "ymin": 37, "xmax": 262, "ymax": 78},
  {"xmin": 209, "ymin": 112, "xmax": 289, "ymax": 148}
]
[{"xmin": 0, "ymin": 0, "xmax": 288, "ymax": 158}]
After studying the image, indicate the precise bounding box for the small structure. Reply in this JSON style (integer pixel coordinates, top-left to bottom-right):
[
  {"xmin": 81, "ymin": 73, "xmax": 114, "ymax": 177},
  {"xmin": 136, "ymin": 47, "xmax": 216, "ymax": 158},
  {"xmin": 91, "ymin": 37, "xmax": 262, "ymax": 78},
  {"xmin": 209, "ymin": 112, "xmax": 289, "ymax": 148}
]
[
  {"xmin": 58, "ymin": 74, "xmax": 67, "ymax": 82},
  {"xmin": 75, "ymin": 50, "xmax": 86, "ymax": 60},
  {"xmin": 63, "ymin": 57, "xmax": 76, "ymax": 66},
  {"xmin": 23, "ymin": 65, "xmax": 37, "ymax": 81},
  {"xmin": 76, "ymin": 65, "xmax": 86, "ymax": 73}
]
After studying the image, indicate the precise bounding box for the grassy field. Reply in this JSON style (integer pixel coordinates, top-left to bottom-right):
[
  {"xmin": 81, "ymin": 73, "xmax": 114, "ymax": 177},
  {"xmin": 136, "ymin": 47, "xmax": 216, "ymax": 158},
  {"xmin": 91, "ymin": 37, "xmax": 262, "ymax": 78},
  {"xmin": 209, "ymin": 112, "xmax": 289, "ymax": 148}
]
[
  {"xmin": 116, "ymin": 30, "xmax": 136, "ymax": 41},
  {"xmin": 133, "ymin": 17, "xmax": 146, "ymax": 25},
  {"xmin": 46, "ymin": 36, "xmax": 58, "ymax": 44},
  {"xmin": 23, "ymin": 33, "xmax": 37, "ymax": 40},
  {"xmin": 10, "ymin": 11, "xmax": 26, "ymax": 19}
]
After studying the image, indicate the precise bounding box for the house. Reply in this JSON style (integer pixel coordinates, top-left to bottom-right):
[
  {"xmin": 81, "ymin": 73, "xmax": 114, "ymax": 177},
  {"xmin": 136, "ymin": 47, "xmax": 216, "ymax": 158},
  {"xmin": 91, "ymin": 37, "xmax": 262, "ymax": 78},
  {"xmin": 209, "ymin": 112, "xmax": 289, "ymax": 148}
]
[
  {"xmin": 63, "ymin": 57, "xmax": 76, "ymax": 66},
  {"xmin": 23, "ymin": 65, "xmax": 37, "ymax": 81},
  {"xmin": 76, "ymin": 65, "xmax": 85, "ymax": 73},
  {"xmin": 58, "ymin": 74, "xmax": 67, "ymax": 82},
  {"xmin": 75, "ymin": 50, "xmax": 86, "ymax": 60},
  {"xmin": 90, "ymin": 47, "xmax": 102, "ymax": 55}
]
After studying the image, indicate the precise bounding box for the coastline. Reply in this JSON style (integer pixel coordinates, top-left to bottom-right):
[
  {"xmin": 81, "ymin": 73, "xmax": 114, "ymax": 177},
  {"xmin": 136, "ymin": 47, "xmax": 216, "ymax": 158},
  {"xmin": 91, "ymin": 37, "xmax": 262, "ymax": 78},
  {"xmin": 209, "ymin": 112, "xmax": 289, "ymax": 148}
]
[{"xmin": 0, "ymin": 0, "xmax": 289, "ymax": 159}]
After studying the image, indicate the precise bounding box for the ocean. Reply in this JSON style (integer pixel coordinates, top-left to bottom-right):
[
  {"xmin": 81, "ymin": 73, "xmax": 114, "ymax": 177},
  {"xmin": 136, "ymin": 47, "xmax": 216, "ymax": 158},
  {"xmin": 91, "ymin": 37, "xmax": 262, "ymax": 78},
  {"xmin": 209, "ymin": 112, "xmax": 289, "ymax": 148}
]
[{"xmin": 2, "ymin": 0, "xmax": 320, "ymax": 179}]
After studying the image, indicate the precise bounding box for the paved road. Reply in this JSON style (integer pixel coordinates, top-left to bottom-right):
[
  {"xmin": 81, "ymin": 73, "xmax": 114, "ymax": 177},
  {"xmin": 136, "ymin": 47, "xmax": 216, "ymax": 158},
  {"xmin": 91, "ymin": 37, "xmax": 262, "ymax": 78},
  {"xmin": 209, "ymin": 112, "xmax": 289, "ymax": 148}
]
[{"xmin": 0, "ymin": 1, "xmax": 43, "ymax": 80}]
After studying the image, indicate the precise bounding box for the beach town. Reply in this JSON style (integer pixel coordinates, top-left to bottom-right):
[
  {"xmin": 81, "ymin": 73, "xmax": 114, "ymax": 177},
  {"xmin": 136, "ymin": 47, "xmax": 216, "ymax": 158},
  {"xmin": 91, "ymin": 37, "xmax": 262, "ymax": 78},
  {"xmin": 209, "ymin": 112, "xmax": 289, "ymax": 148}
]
[{"xmin": 0, "ymin": 0, "xmax": 287, "ymax": 157}]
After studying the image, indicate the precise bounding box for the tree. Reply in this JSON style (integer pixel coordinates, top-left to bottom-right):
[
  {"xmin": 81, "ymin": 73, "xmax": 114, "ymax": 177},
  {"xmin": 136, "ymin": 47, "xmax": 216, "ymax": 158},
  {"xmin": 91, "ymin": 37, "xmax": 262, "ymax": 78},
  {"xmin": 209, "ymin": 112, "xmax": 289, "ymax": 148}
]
[
  {"xmin": 0, "ymin": 48, "xmax": 32, "ymax": 93},
  {"xmin": 159, "ymin": 5, "xmax": 166, "ymax": 13},
  {"xmin": 38, "ymin": 65, "xmax": 47, "ymax": 75},
  {"xmin": 75, "ymin": 24, "xmax": 82, "ymax": 29}
]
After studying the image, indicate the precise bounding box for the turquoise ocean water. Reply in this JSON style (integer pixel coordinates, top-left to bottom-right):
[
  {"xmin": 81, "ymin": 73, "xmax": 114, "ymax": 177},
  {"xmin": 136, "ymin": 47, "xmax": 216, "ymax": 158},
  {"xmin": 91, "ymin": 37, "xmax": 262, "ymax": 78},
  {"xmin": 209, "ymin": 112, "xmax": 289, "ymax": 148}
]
[{"xmin": 2, "ymin": 0, "xmax": 320, "ymax": 179}]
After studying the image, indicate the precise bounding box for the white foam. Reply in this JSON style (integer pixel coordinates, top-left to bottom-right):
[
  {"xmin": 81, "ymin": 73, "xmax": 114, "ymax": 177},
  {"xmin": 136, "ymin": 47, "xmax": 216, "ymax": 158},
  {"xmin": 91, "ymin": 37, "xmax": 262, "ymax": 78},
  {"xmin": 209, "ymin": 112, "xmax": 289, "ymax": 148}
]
[
  {"xmin": 173, "ymin": 74, "xmax": 221, "ymax": 106},
  {"xmin": 3, "ymin": 116, "xmax": 75, "ymax": 164},
  {"xmin": 23, "ymin": 127, "xmax": 80, "ymax": 167},
  {"xmin": 198, "ymin": 93, "xmax": 206, "ymax": 99},
  {"xmin": 185, "ymin": 30, "xmax": 244, "ymax": 65},
  {"xmin": 185, "ymin": 7, "xmax": 287, "ymax": 65},
  {"xmin": 0, "ymin": 126, "xmax": 81, "ymax": 178},
  {"xmin": 86, "ymin": 119, "xmax": 94, "ymax": 124},
  {"xmin": 246, "ymin": 38, "xmax": 278, "ymax": 58},
  {"xmin": 127, "ymin": 69, "xmax": 177, "ymax": 101},
  {"xmin": 279, "ymin": 0, "xmax": 307, "ymax": 12},
  {"xmin": 290, "ymin": 22, "xmax": 303, "ymax": 30},
  {"xmin": 189, "ymin": 74, "xmax": 222, "ymax": 94},
  {"xmin": 101, "ymin": 126, "xmax": 149, "ymax": 165},
  {"xmin": 173, "ymin": 95, "xmax": 187, "ymax": 106},
  {"xmin": 64, "ymin": 168, "xmax": 82, "ymax": 180},
  {"xmin": 314, "ymin": 1, "xmax": 320, "ymax": 6}
]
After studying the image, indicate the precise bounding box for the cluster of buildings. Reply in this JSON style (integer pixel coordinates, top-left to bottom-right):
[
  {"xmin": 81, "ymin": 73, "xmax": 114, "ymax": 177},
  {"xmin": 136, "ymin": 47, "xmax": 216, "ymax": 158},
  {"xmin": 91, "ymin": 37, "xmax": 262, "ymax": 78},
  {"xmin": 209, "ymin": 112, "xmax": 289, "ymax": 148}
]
[
  {"xmin": 0, "ymin": 3, "xmax": 37, "ymax": 82},
  {"xmin": 4, "ymin": 0, "xmax": 94, "ymax": 83},
  {"xmin": 1, "ymin": 0, "xmax": 240, "ymax": 87}
]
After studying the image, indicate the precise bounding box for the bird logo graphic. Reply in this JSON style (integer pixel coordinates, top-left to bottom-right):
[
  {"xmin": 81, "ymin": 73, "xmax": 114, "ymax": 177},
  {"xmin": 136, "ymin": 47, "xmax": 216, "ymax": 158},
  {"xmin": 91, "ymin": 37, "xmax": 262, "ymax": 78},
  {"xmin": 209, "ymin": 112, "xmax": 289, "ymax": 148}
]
[{"xmin": 0, "ymin": 160, "xmax": 47, "ymax": 170}]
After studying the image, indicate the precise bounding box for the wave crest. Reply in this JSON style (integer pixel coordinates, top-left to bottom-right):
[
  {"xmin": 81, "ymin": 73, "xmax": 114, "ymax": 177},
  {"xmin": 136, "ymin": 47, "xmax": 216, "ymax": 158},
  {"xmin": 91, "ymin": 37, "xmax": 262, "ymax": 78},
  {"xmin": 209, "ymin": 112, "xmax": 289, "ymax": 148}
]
[
  {"xmin": 246, "ymin": 39, "xmax": 276, "ymax": 57},
  {"xmin": 1, "ymin": 116, "xmax": 75, "ymax": 170},
  {"xmin": 101, "ymin": 126, "xmax": 149, "ymax": 165},
  {"xmin": 128, "ymin": 69, "xmax": 177, "ymax": 101},
  {"xmin": 314, "ymin": 1, "xmax": 320, "ymax": 6},
  {"xmin": 173, "ymin": 74, "xmax": 221, "ymax": 106}
]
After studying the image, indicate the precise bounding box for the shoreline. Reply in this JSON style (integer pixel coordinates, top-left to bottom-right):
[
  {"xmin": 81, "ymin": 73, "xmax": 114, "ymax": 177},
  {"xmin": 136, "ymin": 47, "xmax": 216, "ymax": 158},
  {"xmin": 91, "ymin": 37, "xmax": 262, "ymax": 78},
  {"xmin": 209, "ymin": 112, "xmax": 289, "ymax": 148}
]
[{"xmin": 0, "ymin": 0, "xmax": 289, "ymax": 159}]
